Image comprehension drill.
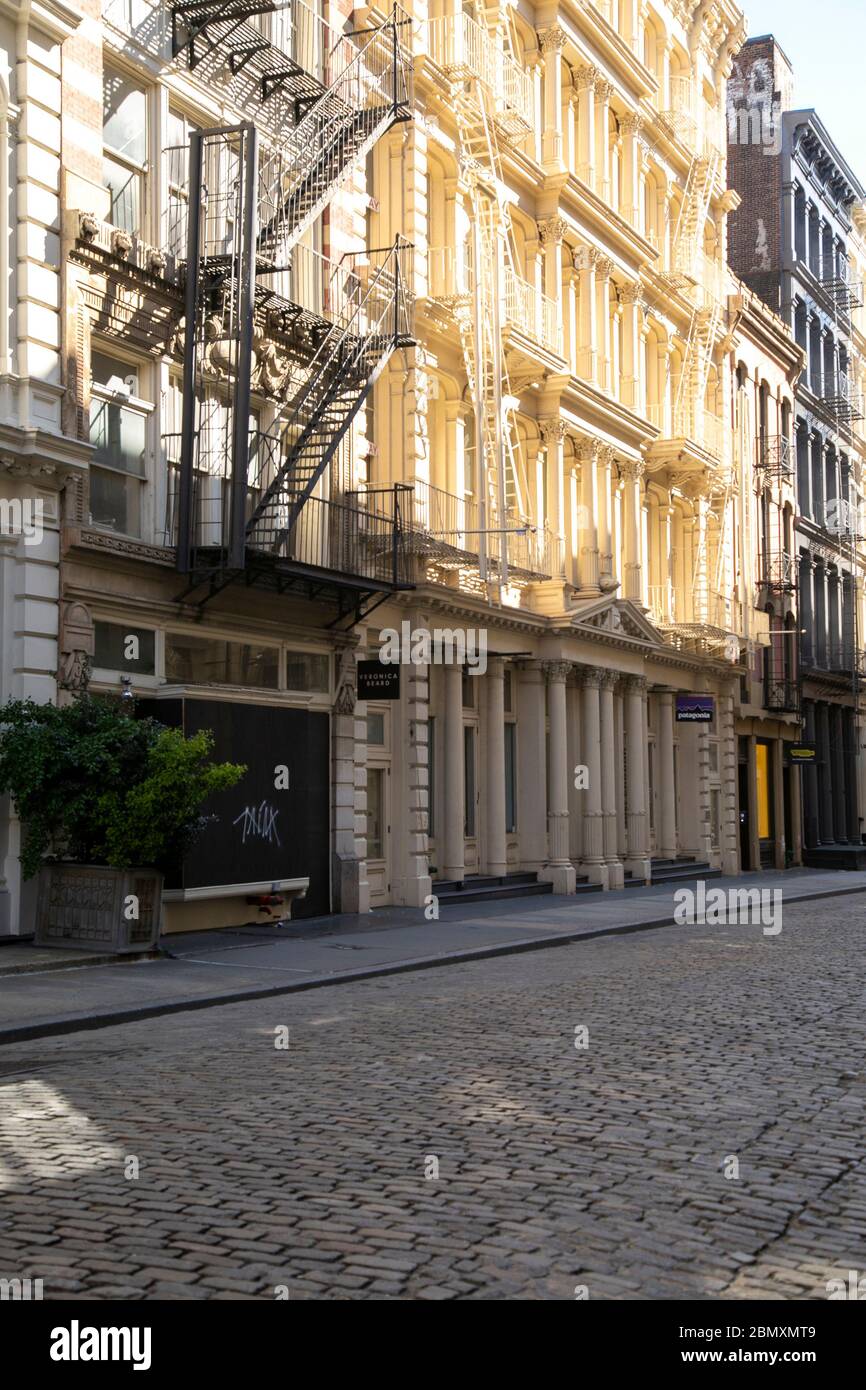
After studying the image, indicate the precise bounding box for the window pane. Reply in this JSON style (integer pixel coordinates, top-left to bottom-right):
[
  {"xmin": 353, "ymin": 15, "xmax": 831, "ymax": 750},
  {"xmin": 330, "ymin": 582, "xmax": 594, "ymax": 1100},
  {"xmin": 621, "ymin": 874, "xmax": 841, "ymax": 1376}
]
[
  {"xmin": 103, "ymin": 155, "xmax": 141, "ymax": 233},
  {"xmin": 366, "ymin": 712, "xmax": 385, "ymax": 745},
  {"xmin": 165, "ymin": 634, "xmax": 279, "ymax": 688},
  {"xmin": 93, "ymin": 622, "xmax": 155, "ymax": 675},
  {"xmin": 90, "ymin": 466, "xmax": 141, "ymax": 536},
  {"xmin": 89, "ymin": 398, "xmax": 146, "ymax": 477},
  {"xmin": 103, "ymin": 70, "xmax": 146, "ymax": 163},
  {"xmin": 92, "ymin": 351, "xmax": 140, "ymax": 395},
  {"xmin": 285, "ymin": 650, "xmax": 330, "ymax": 692}
]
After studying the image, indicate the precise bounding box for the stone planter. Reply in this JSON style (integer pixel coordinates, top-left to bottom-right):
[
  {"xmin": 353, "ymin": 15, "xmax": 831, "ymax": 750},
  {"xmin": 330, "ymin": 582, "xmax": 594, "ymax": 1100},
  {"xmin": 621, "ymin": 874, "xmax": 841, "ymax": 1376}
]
[{"xmin": 35, "ymin": 864, "xmax": 163, "ymax": 953}]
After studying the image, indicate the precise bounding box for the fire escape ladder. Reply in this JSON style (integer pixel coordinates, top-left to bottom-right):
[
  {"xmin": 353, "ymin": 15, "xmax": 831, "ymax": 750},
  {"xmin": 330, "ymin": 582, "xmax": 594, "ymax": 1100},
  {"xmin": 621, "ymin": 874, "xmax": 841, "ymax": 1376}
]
[
  {"xmin": 255, "ymin": 22, "xmax": 412, "ymax": 266},
  {"xmin": 245, "ymin": 239, "xmax": 413, "ymax": 557},
  {"xmin": 173, "ymin": 8, "xmax": 415, "ymax": 595},
  {"xmin": 450, "ymin": 36, "xmax": 527, "ymax": 587}
]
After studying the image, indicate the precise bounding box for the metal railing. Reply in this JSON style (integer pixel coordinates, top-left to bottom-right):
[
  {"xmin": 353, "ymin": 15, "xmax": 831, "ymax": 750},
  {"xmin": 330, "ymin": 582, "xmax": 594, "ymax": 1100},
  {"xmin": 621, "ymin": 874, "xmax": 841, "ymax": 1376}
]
[
  {"xmin": 407, "ymin": 478, "xmax": 564, "ymax": 580},
  {"xmin": 646, "ymin": 402, "xmax": 724, "ymax": 458},
  {"xmin": 759, "ymin": 550, "xmax": 797, "ymax": 590},
  {"xmin": 163, "ymin": 443, "xmax": 411, "ymax": 586},
  {"xmin": 757, "ymin": 435, "xmax": 793, "ymax": 476},
  {"xmin": 426, "ymin": 13, "xmax": 532, "ymax": 136},
  {"xmin": 246, "ymin": 238, "xmax": 414, "ymax": 553},
  {"xmin": 503, "ymin": 268, "xmax": 562, "ymax": 355}
]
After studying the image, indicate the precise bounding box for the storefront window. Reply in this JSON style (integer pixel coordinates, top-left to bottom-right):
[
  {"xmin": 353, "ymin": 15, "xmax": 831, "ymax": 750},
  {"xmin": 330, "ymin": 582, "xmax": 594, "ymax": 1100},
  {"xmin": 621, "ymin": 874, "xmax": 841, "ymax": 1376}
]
[{"xmin": 165, "ymin": 634, "xmax": 279, "ymax": 688}]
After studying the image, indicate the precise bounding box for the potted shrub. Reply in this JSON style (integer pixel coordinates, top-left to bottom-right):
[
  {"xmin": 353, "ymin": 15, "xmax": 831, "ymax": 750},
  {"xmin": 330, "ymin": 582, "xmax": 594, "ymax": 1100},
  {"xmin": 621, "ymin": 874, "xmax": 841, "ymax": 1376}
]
[{"xmin": 0, "ymin": 696, "xmax": 245, "ymax": 953}]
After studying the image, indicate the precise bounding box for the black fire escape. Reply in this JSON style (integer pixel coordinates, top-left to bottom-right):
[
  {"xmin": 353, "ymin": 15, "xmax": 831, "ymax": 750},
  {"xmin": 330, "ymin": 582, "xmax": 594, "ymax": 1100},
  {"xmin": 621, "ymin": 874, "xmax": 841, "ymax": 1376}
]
[
  {"xmin": 168, "ymin": 2, "xmax": 415, "ymax": 621},
  {"xmin": 756, "ymin": 435, "xmax": 799, "ymax": 713}
]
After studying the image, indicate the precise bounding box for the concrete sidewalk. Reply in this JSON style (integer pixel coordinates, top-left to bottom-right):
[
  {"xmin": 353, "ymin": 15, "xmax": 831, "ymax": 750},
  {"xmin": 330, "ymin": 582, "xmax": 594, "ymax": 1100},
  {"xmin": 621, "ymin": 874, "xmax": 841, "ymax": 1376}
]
[{"xmin": 0, "ymin": 867, "xmax": 864, "ymax": 1045}]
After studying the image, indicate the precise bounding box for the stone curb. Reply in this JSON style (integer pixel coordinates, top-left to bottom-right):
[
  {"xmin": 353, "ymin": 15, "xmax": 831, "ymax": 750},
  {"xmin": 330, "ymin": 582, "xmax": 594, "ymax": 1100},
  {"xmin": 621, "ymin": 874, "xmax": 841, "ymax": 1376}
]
[{"xmin": 0, "ymin": 881, "xmax": 863, "ymax": 1047}]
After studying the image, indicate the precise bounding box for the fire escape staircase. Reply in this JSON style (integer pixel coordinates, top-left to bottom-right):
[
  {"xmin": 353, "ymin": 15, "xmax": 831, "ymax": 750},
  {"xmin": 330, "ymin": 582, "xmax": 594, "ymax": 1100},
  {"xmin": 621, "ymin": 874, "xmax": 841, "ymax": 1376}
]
[{"xmin": 170, "ymin": 2, "xmax": 414, "ymax": 611}]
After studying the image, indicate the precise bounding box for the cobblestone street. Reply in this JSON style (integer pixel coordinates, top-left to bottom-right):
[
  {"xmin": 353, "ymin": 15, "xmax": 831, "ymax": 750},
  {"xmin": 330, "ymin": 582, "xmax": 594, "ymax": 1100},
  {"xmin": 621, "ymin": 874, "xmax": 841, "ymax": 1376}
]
[{"xmin": 1, "ymin": 896, "xmax": 865, "ymax": 1301}]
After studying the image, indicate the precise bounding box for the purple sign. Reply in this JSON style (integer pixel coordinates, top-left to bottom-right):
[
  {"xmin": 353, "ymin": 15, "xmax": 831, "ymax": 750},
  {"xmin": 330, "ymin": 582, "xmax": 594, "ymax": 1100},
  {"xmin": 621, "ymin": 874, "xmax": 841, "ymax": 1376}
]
[{"xmin": 676, "ymin": 694, "xmax": 714, "ymax": 723}]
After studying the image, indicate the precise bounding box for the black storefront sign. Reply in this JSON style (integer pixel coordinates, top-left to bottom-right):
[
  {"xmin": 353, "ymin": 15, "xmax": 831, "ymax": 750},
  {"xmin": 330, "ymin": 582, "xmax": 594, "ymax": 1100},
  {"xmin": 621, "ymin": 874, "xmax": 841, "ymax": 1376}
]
[
  {"xmin": 789, "ymin": 744, "xmax": 817, "ymax": 763},
  {"xmin": 357, "ymin": 660, "xmax": 401, "ymax": 700}
]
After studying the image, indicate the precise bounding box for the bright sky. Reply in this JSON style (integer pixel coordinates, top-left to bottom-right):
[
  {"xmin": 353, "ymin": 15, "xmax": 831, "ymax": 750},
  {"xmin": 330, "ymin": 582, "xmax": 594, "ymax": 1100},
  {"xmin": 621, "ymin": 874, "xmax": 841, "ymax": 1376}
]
[{"xmin": 738, "ymin": 0, "xmax": 866, "ymax": 186}]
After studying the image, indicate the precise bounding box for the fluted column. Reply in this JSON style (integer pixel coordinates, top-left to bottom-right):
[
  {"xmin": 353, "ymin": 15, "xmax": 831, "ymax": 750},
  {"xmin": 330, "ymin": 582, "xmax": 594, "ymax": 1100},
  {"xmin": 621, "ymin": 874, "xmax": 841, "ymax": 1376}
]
[
  {"xmin": 541, "ymin": 661, "xmax": 576, "ymax": 893},
  {"xmin": 656, "ymin": 688, "xmax": 677, "ymax": 859},
  {"xmin": 578, "ymin": 667, "xmax": 608, "ymax": 887},
  {"xmin": 538, "ymin": 26, "xmax": 567, "ymax": 170},
  {"xmin": 600, "ymin": 671, "xmax": 623, "ymax": 888},
  {"xmin": 485, "ymin": 657, "xmax": 507, "ymax": 876},
  {"xmin": 442, "ymin": 663, "xmax": 465, "ymax": 880},
  {"xmin": 623, "ymin": 676, "xmax": 651, "ymax": 881},
  {"xmin": 594, "ymin": 78, "xmax": 613, "ymax": 199},
  {"xmin": 598, "ymin": 444, "xmax": 616, "ymax": 590}
]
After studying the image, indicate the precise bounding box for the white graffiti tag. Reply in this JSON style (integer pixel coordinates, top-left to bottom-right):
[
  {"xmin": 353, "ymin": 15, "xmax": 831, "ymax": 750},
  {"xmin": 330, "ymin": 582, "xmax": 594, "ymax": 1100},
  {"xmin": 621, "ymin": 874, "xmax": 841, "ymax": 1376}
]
[{"xmin": 233, "ymin": 801, "xmax": 282, "ymax": 846}]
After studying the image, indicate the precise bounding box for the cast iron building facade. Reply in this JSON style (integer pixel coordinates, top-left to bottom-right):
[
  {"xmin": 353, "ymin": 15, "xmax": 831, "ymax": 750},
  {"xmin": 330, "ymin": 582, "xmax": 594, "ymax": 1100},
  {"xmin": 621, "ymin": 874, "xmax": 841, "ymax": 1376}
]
[{"xmin": 727, "ymin": 34, "xmax": 866, "ymax": 865}]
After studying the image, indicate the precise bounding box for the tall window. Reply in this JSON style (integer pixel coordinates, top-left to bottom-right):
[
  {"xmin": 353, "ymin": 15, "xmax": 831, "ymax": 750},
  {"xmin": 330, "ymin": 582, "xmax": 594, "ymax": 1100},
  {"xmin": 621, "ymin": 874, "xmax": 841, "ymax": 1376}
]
[
  {"xmin": 89, "ymin": 349, "xmax": 150, "ymax": 536},
  {"xmin": 103, "ymin": 69, "xmax": 147, "ymax": 234},
  {"xmin": 165, "ymin": 107, "xmax": 198, "ymax": 257}
]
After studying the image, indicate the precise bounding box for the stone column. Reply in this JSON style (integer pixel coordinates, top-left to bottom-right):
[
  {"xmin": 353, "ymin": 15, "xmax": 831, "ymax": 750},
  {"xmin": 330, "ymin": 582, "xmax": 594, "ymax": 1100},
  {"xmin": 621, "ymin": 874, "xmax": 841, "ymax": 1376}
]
[
  {"xmin": 563, "ymin": 257, "xmax": 579, "ymax": 374},
  {"xmin": 577, "ymin": 437, "xmax": 600, "ymax": 593},
  {"xmin": 578, "ymin": 667, "xmax": 608, "ymax": 887},
  {"xmin": 596, "ymin": 256, "xmax": 614, "ymax": 392},
  {"xmin": 598, "ymin": 444, "xmax": 616, "ymax": 589},
  {"xmin": 577, "ymin": 244, "xmax": 598, "ymax": 382},
  {"xmin": 485, "ymin": 656, "xmax": 507, "ymax": 876},
  {"xmin": 746, "ymin": 735, "xmax": 760, "ymax": 871},
  {"xmin": 391, "ymin": 642, "xmax": 432, "ymax": 906},
  {"xmin": 620, "ymin": 113, "xmax": 644, "ymax": 229},
  {"xmin": 623, "ymin": 675, "xmax": 651, "ymax": 881},
  {"xmin": 517, "ymin": 661, "xmax": 547, "ymax": 871},
  {"xmin": 574, "ymin": 64, "xmax": 598, "ymax": 188},
  {"xmin": 541, "ymin": 662, "xmax": 576, "ymax": 893},
  {"xmin": 600, "ymin": 671, "xmax": 624, "ymax": 887},
  {"xmin": 567, "ymin": 676, "xmax": 583, "ymax": 862},
  {"xmin": 538, "ymin": 26, "xmax": 567, "ymax": 171},
  {"xmin": 442, "ymin": 662, "xmax": 465, "ymax": 880},
  {"xmin": 594, "ymin": 79, "xmax": 613, "ymax": 199},
  {"xmin": 656, "ymin": 688, "xmax": 678, "ymax": 859},
  {"xmin": 539, "ymin": 416, "xmax": 566, "ymax": 549},
  {"xmin": 614, "ymin": 684, "xmax": 627, "ymax": 860},
  {"xmin": 620, "ymin": 283, "xmax": 644, "ymax": 411},
  {"xmin": 537, "ymin": 216, "xmax": 567, "ymax": 354},
  {"xmin": 332, "ymin": 642, "xmax": 370, "ymax": 913},
  {"xmin": 621, "ymin": 457, "xmax": 644, "ymax": 602}
]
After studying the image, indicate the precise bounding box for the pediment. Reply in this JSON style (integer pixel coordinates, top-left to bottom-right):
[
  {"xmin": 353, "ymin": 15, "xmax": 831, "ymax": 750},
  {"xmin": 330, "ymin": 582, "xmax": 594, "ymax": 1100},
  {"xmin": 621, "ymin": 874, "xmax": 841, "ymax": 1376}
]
[{"xmin": 566, "ymin": 596, "xmax": 667, "ymax": 647}]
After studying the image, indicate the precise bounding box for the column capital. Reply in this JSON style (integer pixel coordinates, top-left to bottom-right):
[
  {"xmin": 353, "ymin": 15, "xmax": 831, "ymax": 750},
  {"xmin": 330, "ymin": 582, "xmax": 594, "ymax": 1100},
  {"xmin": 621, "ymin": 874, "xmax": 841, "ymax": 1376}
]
[
  {"xmin": 622, "ymin": 674, "xmax": 648, "ymax": 694},
  {"xmin": 575, "ymin": 436, "xmax": 601, "ymax": 463},
  {"xmin": 576, "ymin": 665, "xmax": 605, "ymax": 688},
  {"xmin": 538, "ymin": 25, "xmax": 568, "ymax": 54},
  {"xmin": 620, "ymin": 282, "xmax": 644, "ymax": 306},
  {"xmin": 621, "ymin": 112, "xmax": 644, "ymax": 137},
  {"xmin": 542, "ymin": 660, "xmax": 572, "ymax": 683},
  {"xmin": 539, "ymin": 415, "xmax": 568, "ymax": 444},
  {"xmin": 620, "ymin": 457, "xmax": 646, "ymax": 482},
  {"xmin": 537, "ymin": 215, "xmax": 569, "ymax": 246},
  {"xmin": 599, "ymin": 669, "xmax": 620, "ymax": 690},
  {"xmin": 574, "ymin": 63, "xmax": 601, "ymax": 90},
  {"xmin": 486, "ymin": 655, "xmax": 506, "ymax": 679}
]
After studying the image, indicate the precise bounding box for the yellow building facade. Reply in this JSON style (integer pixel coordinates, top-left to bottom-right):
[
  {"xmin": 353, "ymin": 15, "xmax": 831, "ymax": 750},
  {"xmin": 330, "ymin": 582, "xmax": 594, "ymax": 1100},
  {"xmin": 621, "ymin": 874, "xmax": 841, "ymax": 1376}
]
[{"xmin": 2, "ymin": 0, "xmax": 826, "ymax": 934}]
